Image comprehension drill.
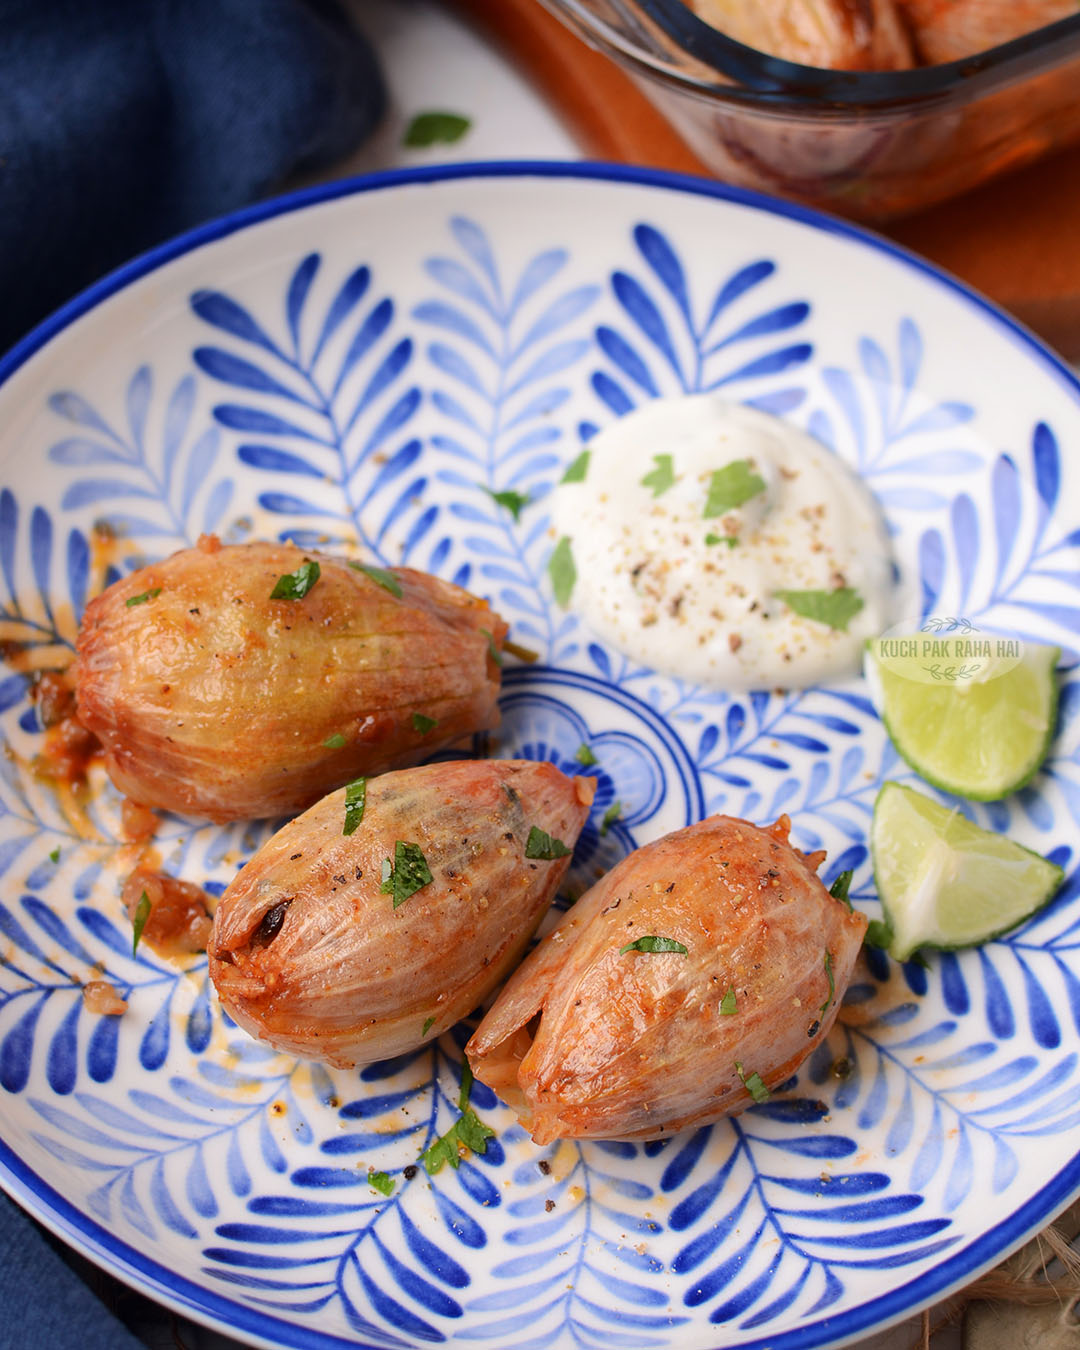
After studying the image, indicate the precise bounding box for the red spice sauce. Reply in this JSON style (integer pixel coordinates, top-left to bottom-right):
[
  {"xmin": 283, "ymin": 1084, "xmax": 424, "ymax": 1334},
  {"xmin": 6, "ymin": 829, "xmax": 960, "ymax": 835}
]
[{"xmin": 123, "ymin": 867, "xmax": 213, "ymax": 958}]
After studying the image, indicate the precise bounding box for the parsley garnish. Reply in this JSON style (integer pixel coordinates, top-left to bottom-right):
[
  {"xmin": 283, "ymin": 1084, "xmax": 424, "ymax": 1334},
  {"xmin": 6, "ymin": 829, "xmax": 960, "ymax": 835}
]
[
  {"xmin": 619, "ymin": 935, "xmax": 688, "ymax": 956},
  {"xmin": 270, "ymin": 559, "xmax": 320, "ymax": 600},
  {"xmin": 368, "ymin": 1169, "xmax": 395, "ymax": 1197},
  {"xmin": 342, "ymin": 778, "xmax": 367, "ymax": 836},
  {"xmin": 126, "ymin": 587, "xmax": 162, "ymax": 607},
  {"xmin": 548, "ymin": 536, "xmax": 576, "ymax": 608},
  {"xmin": 323, "ymin": 732, "xmax": 347, "ymax": 749},
  {"xmin": 48, "ymin": 847, "xmax": 60, "ymax": 863},
  {"xmin": 561, "ymin": 450, "xmax": 590, "ymax": 484},
  {"xmin": 774, "ymin": 587, "xmax": 864, "ymax": 632},
  {"xmin": 380, "ymin": 841, "xmax": 433, "ymax": 909},
  {"xmin": 574, "ymin": 744, "xmax": 598, "ymax": 767},
  {"xmin": 486, "ymin": 488, "xmax": 530, "ymax": 522},
  {"xmin": 479, "ymin": 627, "xmax": 503, "ymax": 667},
  {"xmin": 524, "ymin": 826, "xmax": 571, "ymax": 860},
  {"xmin": 640, "ymin": 454, "xmax": 675, "ymax": 498},
  {"xmin": 458, "ymin": 1058, "xmax": 475, "ymax": 1111},
  {"xmin": 735, "ymin": 1061, "xmax": 770, "ymax": 1104},
  {"xmin": 705, "ymin": 533, "xmax": 737, "ymax": 549},
  {"xmin": 404, "ymin": 111, "xmax": 471, "ymax": 148},
  {"xmin": 829, "ymin": 869, "xmax": 854, "ymax": 910},
  {"xmin": 422, "ymin": 1016, "xmax": 436, "ymax": 1038},
  {"xmin": 420, "ymin": 1060, "xmax": 494, "ymax": 1174},
  {"xmin": 600, "ymin": 801, "xmax": 622, "ymax": 836},
  {"xmin": 349, "ymin": 561, "xmax": 403, "ymax": 598},
  {"xmin": 864, "ymin": 918, "xmax": 892, "ymax": 949},
  {"xmin": 720, "ymin": 986, "xmax": 737, "ymax": 1015},
  {"xmin": 132, "ymin": 891, "xmax": 151, "ymax": 956},
  {"xmin": 412, "ymin": 713, "xmax": 438, "ymax": 735},
  {"xmin": 421, "ymin": 1110, "xmax": 495, "ymax": 1174},
  {"xmin": 704, "ymin": 460, "xmax": 765, "ymax": 517},
  {"xmin": 820, "ymin": 950, "xmax": 835, "ymax": 1017}
]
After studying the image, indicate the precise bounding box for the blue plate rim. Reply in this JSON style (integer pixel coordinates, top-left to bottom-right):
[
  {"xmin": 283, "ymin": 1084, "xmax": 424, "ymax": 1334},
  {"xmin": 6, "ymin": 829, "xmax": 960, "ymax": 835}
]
[
  {"xmin": 2, "ymin": 159, "xmax": 1079, "ymax": 407},
  {"xmin": 1, "ymin": 159, "xmax": 1079, "ymax": 1350}
]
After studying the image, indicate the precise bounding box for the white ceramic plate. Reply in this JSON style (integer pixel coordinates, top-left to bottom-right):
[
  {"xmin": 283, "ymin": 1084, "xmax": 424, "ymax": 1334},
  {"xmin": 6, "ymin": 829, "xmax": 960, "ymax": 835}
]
[{"xmin": 0, "ymin": 165, "xmax": 1078, "ymax": 1350}]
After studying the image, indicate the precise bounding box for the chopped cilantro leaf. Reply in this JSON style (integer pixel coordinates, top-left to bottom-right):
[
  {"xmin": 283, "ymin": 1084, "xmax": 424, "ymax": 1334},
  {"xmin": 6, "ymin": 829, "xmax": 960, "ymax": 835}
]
[
  {"xmin": 864, "ymin": 918, "xmax": 892, "ymax": 949},
  {"xmin": 420, "ymin": 1130, "xmax": 458, "ymax": 1175},
  {"xmin": 455, "ymin": 1107, "xmax": 493, "ymax": 1154},
  {"xmin": 380, "ymin": 841, "xmax": 433, "ymax": 909},
  {"xmin": 48, "ymin": 847, "xmax": 60, "ymax": 863},
  {"xmin": 561, "ymin": 450, "xmax": 590, "ymax": 483},
  {"xmin": 479, "ymin": 627, "xmax": 503, "ymax": 667},
  {"xmin": 704, "ymin": 460, "xmax": 765, "ymax": 517},
  {"xmin": 126, "ymin": 587, "xmax": 162, "ymax": 607},
  {"xmin": 422, "ymin": 1016, "xmax": 436, "ymax": 1038},
  {"xmin": 486, "ymin": 488, "xmax": 530, "ymax": 521},
  {"xmin": 774, "ymin": 587, "xmax": 864, "ymax": 632},
  {"xmin": 600, "ymin": 801, "xmax": 622, "ymax": 837},
  {"xmin": 132, "ymin": 891, "xmax": 151, "ymax": 956},
  {"xmin": 412, "ymin": 712, "xmax": 438, "ymax": 735},
  {"xmin": 820, "ymin": 950, "xmax": 835, "ymax": 1017},
  {"xmin": 323, "ymin": 733, "xmax": 347, "ymax": 749},
  {"xmin": 574, "ymin": 743, "xmax": 598, "ymax": 767},
  {"xmin": 640, "ymin": 453, "xmax": 675, "ymax": 498},
  {"xmin": 705, "ymin": 533, "xmax": 737, "ymax": 549},
  {"xmin": 619, "ymin": 935, "xmax": 688, "ymax": 956},
  {"xmin": 720, "ymin": 986, "xmax": 737, "ymax": 1015},
  {"xmin": 404, "ymin": 111, "xmax": 471, "ymax": 148},
  {"xmin": 548, "ymin": 536, "xmax": 576, "ymax": 608},
  {"xmin": 419, "ymin": 1064, "xmax": 493, "ymax": 1173},
  {"xmin": 829, "ymin": 869, "xmax": 854, "ymax": 910},
  {"xmin": 735, "ymin": 1060, "xmax": 770, "ymax": 1104},
  {"xmin": 270, "ymin": 559, "xmax": 320, "ymax": 600},
  {"xmin": 458, "ymin": 1058, "xmax": 475, "ymax": 1113},
  {"xmin": 420, "ymin": 1108, "xmax": 495, "ymax": 1174},
  {"xmin": 349, "ymin": 561, "xmax": 403, "ymax": 598},
  {"xmin": 368, "ymin": 1169, "xmax": 395, "ymax": 1197},
  {"xmin": 525, "ymin": 826, "xmax": 571, "ymax": 860},
  {"xmin": 342, "ymin": 778, "xmax": 367, "ymax": 836}
]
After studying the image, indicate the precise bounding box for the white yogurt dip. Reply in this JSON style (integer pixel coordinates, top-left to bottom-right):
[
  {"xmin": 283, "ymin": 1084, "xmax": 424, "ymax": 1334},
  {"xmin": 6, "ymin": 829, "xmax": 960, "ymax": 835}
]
[{"xmin": 550, "ymin": 394, "xmax": 893, "ymax": 689}]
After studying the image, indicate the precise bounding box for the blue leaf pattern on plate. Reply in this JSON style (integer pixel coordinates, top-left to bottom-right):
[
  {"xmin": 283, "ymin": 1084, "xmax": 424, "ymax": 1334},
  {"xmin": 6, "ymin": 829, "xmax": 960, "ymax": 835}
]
[{"xmin": 2, "ymin": 179, "xmax": 1080, "ymax": 1350}]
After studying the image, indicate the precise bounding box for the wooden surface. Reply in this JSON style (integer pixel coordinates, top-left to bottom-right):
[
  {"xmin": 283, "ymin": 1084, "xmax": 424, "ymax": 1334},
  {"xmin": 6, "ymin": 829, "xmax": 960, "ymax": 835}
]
[{"xmin": 452, "ymin": 0, "xmax": 1080, "ymax": 360}]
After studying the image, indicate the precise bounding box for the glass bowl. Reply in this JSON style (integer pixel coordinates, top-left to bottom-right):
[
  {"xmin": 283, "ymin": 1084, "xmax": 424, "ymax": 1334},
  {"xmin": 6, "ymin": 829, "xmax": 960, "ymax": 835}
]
[{"xmin": 539, "ymin": 0, "xmax": 1080, "ymax": 220}]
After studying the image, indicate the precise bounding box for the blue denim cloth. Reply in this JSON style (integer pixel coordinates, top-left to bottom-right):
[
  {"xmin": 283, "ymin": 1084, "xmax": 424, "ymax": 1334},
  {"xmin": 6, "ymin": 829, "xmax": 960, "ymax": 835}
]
[
  {"xmin": 0, "ymin": 0, "xmax": 385, "ymax": 356},
  {"xmin": 0, "ymin": 1191, "xmax": 146, "ymax": 1349}
]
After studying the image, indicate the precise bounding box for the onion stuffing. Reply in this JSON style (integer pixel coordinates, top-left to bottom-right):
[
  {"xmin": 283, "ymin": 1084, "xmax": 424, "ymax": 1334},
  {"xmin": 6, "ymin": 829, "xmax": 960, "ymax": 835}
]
[
  {"xmin": 209, "ymin": 759, "xmax": 595, "ymax": 1068},
  {"xmin": 467, "ymin": 814, "xmax": 867, "ymax": 1143}
]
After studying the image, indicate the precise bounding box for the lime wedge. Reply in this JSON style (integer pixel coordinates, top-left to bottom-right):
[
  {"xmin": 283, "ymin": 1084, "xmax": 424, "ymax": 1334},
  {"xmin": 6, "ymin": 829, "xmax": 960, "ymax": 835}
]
[
  {"xmin": 871, "ymin": 782, "xmax": 1063, "ymax": 961},
  {"xmin": 867, "ymin": 639, "xmax": 1059, "ymax": 801}
]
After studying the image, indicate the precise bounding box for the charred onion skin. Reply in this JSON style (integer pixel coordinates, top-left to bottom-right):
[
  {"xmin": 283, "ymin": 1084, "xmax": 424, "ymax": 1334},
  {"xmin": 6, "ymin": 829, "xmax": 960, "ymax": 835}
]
[
  {"xmin": 209, "ymin": 760, "xmax": 594, "ymax": 1068},
  {"xmin": 467, "ymin": 814, "xmax": 867, "ymax": 1144},
  {"xmin": 75, "ymin": 537, "xmax": 507, "ymax": 821}
]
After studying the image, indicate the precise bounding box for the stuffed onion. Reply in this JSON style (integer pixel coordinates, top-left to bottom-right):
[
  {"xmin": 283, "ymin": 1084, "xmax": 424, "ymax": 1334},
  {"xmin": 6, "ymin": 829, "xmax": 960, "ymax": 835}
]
[
  {"xmin": 210, "ymin": 759, "xmax": 594, "ymax": 1067},
  {"xmin": 76, "ymin": 536, "xmax": 507, "ymax": 821},
  {"xmin": 468, "ymin": 814, "xmax": 866, "ymax": 1142}
]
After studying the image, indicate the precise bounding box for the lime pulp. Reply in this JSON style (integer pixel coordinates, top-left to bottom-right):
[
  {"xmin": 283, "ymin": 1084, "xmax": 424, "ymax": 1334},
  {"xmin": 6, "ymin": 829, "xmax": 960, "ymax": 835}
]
[
  {"xmin": 867, "ymin": 639, "xmax": 1059, "ymax": 801},
  {"xmin": 871, "ymin": 782, "xmax": 1064, "ymax": 961}
]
